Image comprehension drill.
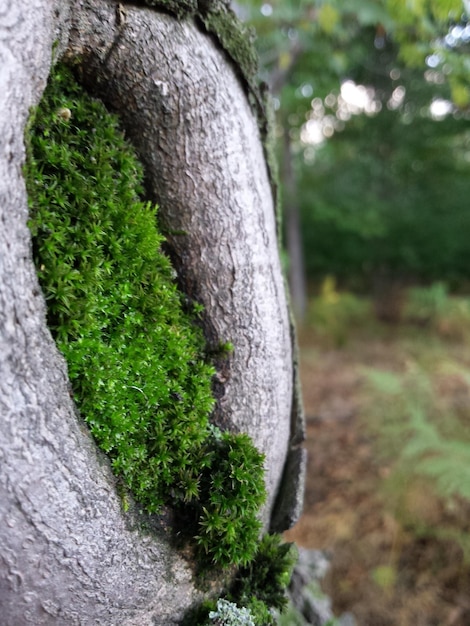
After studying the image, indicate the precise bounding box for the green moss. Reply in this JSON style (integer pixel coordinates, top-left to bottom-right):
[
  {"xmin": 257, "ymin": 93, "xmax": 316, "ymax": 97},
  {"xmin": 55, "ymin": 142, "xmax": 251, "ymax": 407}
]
[
  {"xmin": 197, "ymin": 3, "xmax": 259, "ymax": 88},
  {"xmin": 195, "ymin": 431, "xmax": 265, "ymax": 567},
  {"xmin": 187, "ymin": 534, "xmax": 297, "ymax": 625},
  {"xmin": 26, "ymin": 64, "xmax": 214, "ymax": 511},
  {"xmin": 219, "ymin": 340, "xmax": 234, "ymax": 355},
  {"xmin": 25, "ymin": 63, "xmax": 266, "ymax": 568},
  {"xmin": 227, "ymin": 534, "xmax": 298, "ymax": 624}
]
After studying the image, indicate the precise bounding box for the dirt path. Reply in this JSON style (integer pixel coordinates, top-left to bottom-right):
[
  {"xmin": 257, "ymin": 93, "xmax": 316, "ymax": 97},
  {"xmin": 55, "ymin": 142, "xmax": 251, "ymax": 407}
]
[{"xmin": 285, "ymin": 330, "xmax": 470, "ymax": 626}]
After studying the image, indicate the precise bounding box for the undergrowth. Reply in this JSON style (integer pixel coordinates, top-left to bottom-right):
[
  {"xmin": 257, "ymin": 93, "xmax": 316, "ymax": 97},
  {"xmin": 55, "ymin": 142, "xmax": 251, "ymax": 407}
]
[
  {"xmin": 306, "ymin": 278, "xmax": 470, "ymax": 347},
  {"xmin": 363, "ymin": 361, "xmax": 470, "ymax": 561},
  {"xmin": 25, "ymin": 63, "xmax": 267, "ymax": 569},
  {"xmin": 306, "ymin": 276, "xmax": 372, "ymax": 347}
]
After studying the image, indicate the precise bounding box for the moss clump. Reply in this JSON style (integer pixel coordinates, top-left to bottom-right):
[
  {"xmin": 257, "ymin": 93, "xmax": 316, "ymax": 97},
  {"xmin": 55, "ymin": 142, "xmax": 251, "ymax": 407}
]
[
  {"xmin": 227, "ymin": 534, "xmax": 298, "ymax": 624},
  {"xmin": 25, "ymin": 63, "xmax": 265, "ymax": 567},
  {"xmin": 195, "ymin": 430, "xmax": 266, "ymax": 567},
  {"xmin": 187, "ymin": 534, "xmax": 297, "ymax": 625}
]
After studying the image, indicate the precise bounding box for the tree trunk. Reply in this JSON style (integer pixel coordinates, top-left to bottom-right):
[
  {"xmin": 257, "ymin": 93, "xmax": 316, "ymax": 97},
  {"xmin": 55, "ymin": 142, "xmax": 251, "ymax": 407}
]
[
  {"xmin": 283, "ymin": 128, "xmax": 307, "ymax": 322},
  {"xmin": 0, "ymin": 0, "xmax": 304, "ymax": 622}
]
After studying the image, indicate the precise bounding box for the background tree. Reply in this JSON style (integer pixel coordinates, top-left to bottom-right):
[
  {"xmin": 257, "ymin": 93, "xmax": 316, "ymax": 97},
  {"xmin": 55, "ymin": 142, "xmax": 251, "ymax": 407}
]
[
  {"xmin": 297, "ymin": 28, "xmax": 470, "ymax": 290},
  {"xmin": 0, "ymin": 1, "xmax": 304, "ymax": 622},
  {"xmin": 238, "ymin": 0, "xmax": 470, "ymax": 307}
]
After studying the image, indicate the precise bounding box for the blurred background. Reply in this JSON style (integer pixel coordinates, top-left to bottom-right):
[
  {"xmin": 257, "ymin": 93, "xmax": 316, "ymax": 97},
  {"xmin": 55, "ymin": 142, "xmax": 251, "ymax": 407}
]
[{"xmin": 236, "ymin": 2, "xmax": 470, "ymax": 624}]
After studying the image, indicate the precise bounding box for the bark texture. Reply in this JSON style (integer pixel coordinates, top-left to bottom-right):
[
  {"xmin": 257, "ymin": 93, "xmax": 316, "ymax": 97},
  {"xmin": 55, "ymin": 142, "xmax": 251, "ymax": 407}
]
[
  {"xmin": 1, "ymin": 5, "xmax": 211, "ymax": 623},
  {"xmin": 68, "ymin": 0, "xmax": 297, "ymax": 519},
  {"xmin": 0, "ymin": 0, "xmax": 304, "ymax": 621}
]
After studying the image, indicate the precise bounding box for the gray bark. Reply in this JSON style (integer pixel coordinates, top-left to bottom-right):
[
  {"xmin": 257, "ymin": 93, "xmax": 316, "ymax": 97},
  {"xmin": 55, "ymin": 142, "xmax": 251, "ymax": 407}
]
[
  {"xmin": 68, "ymin": 0, "xmax": 294, "ymax": 519},
  {"xmin": 0, "ymin": 0, "xmax": 304, "ymax": 622}
]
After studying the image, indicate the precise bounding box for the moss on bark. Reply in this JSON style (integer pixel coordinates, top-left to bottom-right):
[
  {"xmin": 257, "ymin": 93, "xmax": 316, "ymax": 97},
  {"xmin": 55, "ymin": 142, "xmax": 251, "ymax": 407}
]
[{"xmin": 25, "ymin": 62, "xmax": 266, "ymax": 569}]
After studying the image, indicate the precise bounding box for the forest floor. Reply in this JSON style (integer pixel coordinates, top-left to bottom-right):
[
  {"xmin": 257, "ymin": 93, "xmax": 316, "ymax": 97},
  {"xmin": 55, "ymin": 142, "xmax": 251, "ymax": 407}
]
[{"xmin": 285, "ymin": 302, "xmax": 470, "ymax": 626}]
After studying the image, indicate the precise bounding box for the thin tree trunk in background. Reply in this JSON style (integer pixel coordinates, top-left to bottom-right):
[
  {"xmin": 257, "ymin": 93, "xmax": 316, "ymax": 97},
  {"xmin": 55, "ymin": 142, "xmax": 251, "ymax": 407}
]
[{"xmin": 283, "ymin": 127, "xmax": 307, "ymax": 322}]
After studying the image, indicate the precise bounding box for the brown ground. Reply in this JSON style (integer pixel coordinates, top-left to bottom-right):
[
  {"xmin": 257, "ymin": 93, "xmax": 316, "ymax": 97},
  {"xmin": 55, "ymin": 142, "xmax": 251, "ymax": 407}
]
[{"xmin": 285, "ymin": 327, "xmax": 470, "ymax": 626}]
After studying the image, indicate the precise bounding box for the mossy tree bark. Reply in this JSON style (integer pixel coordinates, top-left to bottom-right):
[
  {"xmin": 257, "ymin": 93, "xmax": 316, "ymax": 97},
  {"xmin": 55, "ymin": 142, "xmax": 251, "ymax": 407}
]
[{"xmin": 0, "ymin": 0, "xmax": 304, "ymax": 623}]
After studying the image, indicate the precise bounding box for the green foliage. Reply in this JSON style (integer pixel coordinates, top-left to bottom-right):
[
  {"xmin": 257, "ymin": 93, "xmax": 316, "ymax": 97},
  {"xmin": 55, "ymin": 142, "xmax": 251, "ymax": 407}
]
[
  {"xmin": 243, "ymin": 0, "xmax": 467, "ymax": 104},
  {"xmin": 404, "ymin": 282, "xmax": 450, "ymax": 324},
  {"xmin": 363, "ymin": 361, "xmax": 470, "ymax": 559},
  {"xmin": 189, "ymin": 534, "xmax": 297, "ymax": 625},
  {"xmin": 227, "ymin": 534, "xmax": 298, "ymax": 624},
  {"xmin": 385, "ymin": 0, "xmax": 463, "ymax": 74},
  {"xmin": 241, "ymin": 1, "xmax": 470, "ymax": 289},
  {"xmin": 25, "ymin": 64, "xmax": 266, "ymax": 568},
  {"xmin": 404, "ymin": 284, "xmax": 470, "ymax": 342},
  {"xmin": 299, "ymin": 99, "xmax": 470, "ymax": 286},
  {"xmin": 307, "ymin": 277, "xmax": 372, "ymax": 346},
  {"xmin": 401, "ymin": 408, "xmax": 470, "ymax": 502},
  {"xmin": 191, "ymin": 535, "xmax": 298, "ymax": 626}
]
